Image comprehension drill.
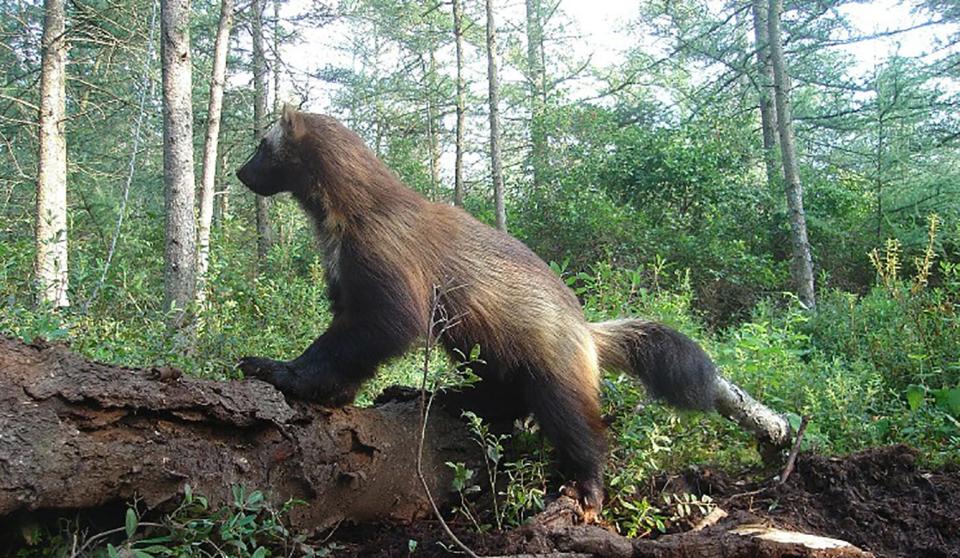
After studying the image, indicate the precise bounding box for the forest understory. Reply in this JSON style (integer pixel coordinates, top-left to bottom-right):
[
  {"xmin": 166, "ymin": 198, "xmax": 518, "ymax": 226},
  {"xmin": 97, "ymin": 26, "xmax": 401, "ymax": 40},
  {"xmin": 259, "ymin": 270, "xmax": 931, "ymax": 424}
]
[
  {"xmin": 333, "ymin": 445, "xmax": 960, "ymax": 558},
  {"xmin": 1, "ymin": 337, "xmax": 957, "ymax": 558}
]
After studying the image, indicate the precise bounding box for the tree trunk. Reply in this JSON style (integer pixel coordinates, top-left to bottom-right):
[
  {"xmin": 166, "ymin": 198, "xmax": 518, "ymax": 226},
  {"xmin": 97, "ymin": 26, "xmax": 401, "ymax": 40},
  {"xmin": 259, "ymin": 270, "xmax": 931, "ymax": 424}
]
[
  {"xmin": 751, "ymin": 0, "xmax": 779, "ymax": 189},
  {"xmin": 35, "ymin": 0, "xmax": 70, "ymax": 309},
  {"xmin": 0, "ymin": 337, "xmax": 479, "ymax": 533},
  {"xmin": 196, "ymin": 0, "xmax": 234, "ymax": 307},
  {"xmin": 273, "ymin": 0, "xmax": 280, "ymax": 111},
  {"xmin": 252, "ymin": 0, "xmax": 274, "ymax": 263},
  {"xmin": 874, "ymin": 107, "xmax": 884, "ymax": 242},
  {"xmin": 766, "ymin": 0, "xmax": 816, "ymax": 310},
  {"xmin": 485, "ymin": 0, "xmax": 506, "ymax": 231},
  {"xmin": 452, "ymin": 0, "xmax": 466, "ymax": 207},
  {"xmin": 215, "ymin": 148, "xmax": 231, "ymax": 227},
  {"xmin": 525, "ymin": 0, "xmax": 547, "ymax": 194},
  {"xmin": 161, "ymin": 0, "xmax": 198, "ymax": 323},
  {"xmin": 425, "ymin": 51, "xmax": 441, "ymax": 202}
]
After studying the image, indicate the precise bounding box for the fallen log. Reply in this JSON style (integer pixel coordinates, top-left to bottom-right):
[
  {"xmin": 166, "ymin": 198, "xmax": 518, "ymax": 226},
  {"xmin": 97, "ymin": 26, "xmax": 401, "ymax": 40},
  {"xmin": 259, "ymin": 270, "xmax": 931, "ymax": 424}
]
[{"xmin": 0, "ymin": 336, "xmax": 480, "ymax": 534}]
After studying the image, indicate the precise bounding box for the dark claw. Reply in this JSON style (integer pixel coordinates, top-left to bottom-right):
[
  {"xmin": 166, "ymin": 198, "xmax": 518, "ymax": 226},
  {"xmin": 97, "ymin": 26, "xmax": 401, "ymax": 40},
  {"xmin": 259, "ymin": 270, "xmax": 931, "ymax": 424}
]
[{"xmin": 238, "ymin": 356, "xmax": 291, "ymax": 384}]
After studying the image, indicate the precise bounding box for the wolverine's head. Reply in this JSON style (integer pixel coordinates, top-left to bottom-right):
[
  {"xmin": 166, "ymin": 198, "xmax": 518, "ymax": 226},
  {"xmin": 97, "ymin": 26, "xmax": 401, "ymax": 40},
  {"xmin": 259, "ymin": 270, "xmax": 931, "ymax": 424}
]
[
  {"xmin": 236, "ymin": 106, "xmax": 416, "ymax": 220},
  {"xmin": 236, "ymin": 104, "xmax": 307, "ymax": 196}
]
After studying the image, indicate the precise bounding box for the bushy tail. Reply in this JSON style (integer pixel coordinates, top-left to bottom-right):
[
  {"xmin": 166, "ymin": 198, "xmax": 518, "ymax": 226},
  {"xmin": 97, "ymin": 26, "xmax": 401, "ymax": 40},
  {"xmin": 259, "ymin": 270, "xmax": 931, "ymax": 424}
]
[{"xmin": 590, "ymin": 319, "xmax": 717, "ymax": 410}]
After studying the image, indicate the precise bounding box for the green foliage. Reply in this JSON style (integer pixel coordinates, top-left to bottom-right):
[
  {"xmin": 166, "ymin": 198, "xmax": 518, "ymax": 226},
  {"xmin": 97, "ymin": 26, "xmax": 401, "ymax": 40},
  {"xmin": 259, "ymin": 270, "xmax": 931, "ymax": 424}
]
[
  {"xmin": 582, "ymin": 252, "xmax": 958, "ymax": 533},
  {"xmin": 515, "ymin": 104, "xmax": 787, "ymax": 324},
  {"xmin": 82, "ymin": 485, "xmax": 318, "ymax": 558},
  {"xmin": 449, "ymin": 412, "xmax": 548, "ymax": 531}
]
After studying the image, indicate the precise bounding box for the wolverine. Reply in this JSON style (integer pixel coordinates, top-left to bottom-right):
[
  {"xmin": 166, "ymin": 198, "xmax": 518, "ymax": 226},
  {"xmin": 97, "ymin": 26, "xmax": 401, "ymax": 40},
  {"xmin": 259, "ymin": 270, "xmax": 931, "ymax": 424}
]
[{"xmin": 236, "ymin": 105, "xmax": 720, "ymax": 517}]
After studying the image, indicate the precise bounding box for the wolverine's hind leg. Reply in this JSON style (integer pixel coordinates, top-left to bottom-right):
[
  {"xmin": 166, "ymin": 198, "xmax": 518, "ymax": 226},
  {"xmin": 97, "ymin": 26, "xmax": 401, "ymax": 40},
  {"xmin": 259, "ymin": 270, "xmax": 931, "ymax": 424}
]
[
  {"xmin": 441, "ymin": 372, "xmax": 528, "ymax": 428},
  {"xmin": 521, "ymin": 362, "xmax": 608, "ymax": 520}
]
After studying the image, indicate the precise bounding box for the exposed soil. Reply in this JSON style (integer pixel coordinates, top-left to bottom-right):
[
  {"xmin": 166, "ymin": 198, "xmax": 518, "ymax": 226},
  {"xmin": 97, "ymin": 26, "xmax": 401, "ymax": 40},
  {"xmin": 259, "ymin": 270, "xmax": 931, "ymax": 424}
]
[
  {"xmin": 726, "ymin": 445, "xmax": 959, "ymax": 558},
  {"xmin": 326, "ymin": 445, "xmax": 959, "ymax": 558}
]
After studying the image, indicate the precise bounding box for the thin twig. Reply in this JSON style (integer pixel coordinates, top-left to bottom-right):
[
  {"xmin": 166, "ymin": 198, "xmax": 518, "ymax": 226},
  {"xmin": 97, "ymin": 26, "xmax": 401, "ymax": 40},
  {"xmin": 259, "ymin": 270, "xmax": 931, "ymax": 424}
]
[
  {"xmin": 69, "ymin": 522, "xmax": 164, "ymax": 557},
  {"xmin": 777, "ymin": 415, "xmax": 809, "ymax": 487},
  {"xmin": 726, "ymin": 415, "xmax": 810, "ymax": 500},
  {"xmin": 416, "ymin": 284, "xmax": 481, "ymax": 558}
]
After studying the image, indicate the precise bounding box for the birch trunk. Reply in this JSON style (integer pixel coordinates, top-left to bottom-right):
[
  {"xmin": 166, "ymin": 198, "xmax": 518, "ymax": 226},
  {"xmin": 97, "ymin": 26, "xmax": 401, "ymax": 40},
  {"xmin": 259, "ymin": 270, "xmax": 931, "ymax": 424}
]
[
  {"xmin": 525, "ymin": 0, "xmax": 547, "ymax": 194},
  {"xmin": 751, "ymin": 0, "xmax": 779, "ymax": 189},
  {"xmin": 35, "ymin": 0, "xmax": 70, "ymax": 309},
  {"xmin": 161, "ymin": 0, "xmax": 198, "ymax": 322},
  {"xmin": 485, "ymin": 0, "xmax": 506, "ymax": 231},
  {"xmin": 425, "ymin": 51, "xmax": 441, "ymax": 202},
  {"xmin": 767, "ymin": 0, "xmax": 816, "ymax": 310},
  {"xmin": 196, "ymin": 0, "xmax": 234, "ymax": 306},
  {"xmin": 452, "ymin": 0, "xmax": 466, "ymax": 207}
]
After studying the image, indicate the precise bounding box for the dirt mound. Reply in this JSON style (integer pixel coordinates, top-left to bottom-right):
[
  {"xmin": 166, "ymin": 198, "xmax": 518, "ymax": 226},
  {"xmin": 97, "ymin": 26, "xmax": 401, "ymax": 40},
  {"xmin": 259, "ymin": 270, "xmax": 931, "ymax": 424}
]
[
  {"xmin": 729, "ymin": 445, "xmax": 959, "ymax": 558},
  {"xmin": 328, "ymin": 445, "xmax": 960, "ymax": 557}
]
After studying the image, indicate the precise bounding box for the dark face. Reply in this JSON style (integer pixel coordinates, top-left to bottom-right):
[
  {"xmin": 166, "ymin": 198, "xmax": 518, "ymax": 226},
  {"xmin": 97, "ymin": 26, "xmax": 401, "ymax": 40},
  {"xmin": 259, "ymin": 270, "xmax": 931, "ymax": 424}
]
[{"xmin": 236, "ymin": 134, "xmax": 288, "ymax": 197}]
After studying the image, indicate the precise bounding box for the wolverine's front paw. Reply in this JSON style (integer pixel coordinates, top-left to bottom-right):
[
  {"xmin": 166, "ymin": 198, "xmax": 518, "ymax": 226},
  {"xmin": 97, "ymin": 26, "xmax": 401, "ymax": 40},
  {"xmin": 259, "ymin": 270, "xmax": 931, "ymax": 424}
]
[
  {"xmin": 238, "ymin": 356, "xmax": 294, "ymax": 389},
  {"xmin": 238, "ymin": 356, "xmax": 353, "ymax": 405}
]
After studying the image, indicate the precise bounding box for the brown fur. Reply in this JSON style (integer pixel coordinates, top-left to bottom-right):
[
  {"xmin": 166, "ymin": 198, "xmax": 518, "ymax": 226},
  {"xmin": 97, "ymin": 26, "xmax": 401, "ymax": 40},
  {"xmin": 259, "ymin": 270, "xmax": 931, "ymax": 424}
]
[{"xmin": 235, "ymin": 106, "xmax": 719, "ymax": 516}]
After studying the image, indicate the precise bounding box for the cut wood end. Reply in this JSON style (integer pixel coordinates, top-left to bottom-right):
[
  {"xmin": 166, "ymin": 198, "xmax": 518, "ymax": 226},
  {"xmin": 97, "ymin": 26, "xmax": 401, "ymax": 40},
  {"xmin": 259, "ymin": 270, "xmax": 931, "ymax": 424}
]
[{"xmin": 732, "ymin": 525, "xmax": 869, "ymax": 553}]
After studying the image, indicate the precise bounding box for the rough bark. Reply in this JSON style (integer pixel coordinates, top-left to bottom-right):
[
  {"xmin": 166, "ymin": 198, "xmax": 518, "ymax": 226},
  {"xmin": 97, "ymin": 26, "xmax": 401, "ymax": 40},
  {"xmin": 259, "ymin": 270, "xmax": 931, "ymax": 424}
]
[
  {"xmin": 751, "ymin": 0, "xmax": 779, "ymax": 189},
  {"xmin": 252, "ymin": 0, "xmax": 274, "ymax": 262},
  {"xmin": 452, "ymin": 0, "xmax": 466, "ymax": 207},
  {"xmin": 35, "ymin": 0, "xmax": 70, "ymax": 309},
  {"xmin": 196, "ymin": 0, "xmax": 234, "ymax": 306},
  {"xmin": 485, "ymin": 0, "xmax": 507, "ymax": 231},
  {"xmin": 0, "ymin": 337, "xmax": 478, "ymax": 532},
  {"xmin": 767, "ymin": 0, "xmax": 816, "ymax": 310},
  {"xmin": 161, "ymin": 0, "xmax": 198, "ymax": 322},
  {"xmin": 525, "ymin": 0, "xmax": 547, "ymax": 194}
]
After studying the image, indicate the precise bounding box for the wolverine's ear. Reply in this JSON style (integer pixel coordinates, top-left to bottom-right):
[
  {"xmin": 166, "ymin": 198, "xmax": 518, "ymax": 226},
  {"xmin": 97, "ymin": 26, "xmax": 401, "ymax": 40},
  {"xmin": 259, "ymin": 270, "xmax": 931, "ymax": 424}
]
[{"xmin": 280, "ymin": 103, "xmax": 306, "ymax": 143}]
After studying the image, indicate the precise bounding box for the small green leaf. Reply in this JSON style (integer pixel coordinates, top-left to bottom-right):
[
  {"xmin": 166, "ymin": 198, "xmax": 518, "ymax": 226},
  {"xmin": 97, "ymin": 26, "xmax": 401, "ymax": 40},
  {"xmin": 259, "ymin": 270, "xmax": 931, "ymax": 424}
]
[
  {"xmin": 947, "ymin": 389, "xmax": 960, "ymax": 416},
  {"xmin": 786, "ymin": 412, "xmax": 803, "ymax": 431},
  {"xmin": 905, "ymin": 384, "xmax": 926, "ymax": 411},
  {"xmin": 107, "ymin": 544, "xmax": 119, "ymax": 558},
  {"xmin": 232, "ymin": 485, "xmax": 245, "ymax": 507},
  {"xmin": 933, "ymin": 387, "xmax": 960, "ymax": 416},
  {"xmin": 125, "ymin": 508, "xmax": 138, "ymax": 538},
  {"xmin": 246, "ymin": 490, "xmax": 264, "ymax": 510},
  {"xmin": 252, "ymin": 547, "xmax": 268, "ymax": 558},
  {"xmin": 408, "ymin": 539, "xmax": 418, "ymax": 553}
]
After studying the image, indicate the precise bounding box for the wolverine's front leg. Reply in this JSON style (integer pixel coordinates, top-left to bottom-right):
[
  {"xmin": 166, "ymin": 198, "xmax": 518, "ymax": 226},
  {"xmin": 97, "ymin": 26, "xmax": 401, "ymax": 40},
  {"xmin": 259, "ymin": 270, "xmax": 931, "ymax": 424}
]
[
  {"xmin": 239, "ymin": 314, "xmax": 417, "ymax": 406},
  {"xmin": 238, "ymin": 356, "xmax": 359, "ymax": 406}
]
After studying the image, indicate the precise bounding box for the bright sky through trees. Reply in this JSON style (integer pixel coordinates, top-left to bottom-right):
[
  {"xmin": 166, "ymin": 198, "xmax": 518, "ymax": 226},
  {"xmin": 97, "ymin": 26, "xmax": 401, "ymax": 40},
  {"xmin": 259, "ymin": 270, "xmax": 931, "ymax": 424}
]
[{"xmin": 279, "ymin": 0, "xmax": 959, "ymax": 110}]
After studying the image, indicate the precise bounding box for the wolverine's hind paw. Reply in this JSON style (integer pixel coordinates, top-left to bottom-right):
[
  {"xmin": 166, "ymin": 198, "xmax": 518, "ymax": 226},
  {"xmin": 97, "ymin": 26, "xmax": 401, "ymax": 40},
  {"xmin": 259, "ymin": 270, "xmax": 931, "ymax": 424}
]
[{"xmin": 560, "ymin": 482, "xmax": 604, "ymax": 524}]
